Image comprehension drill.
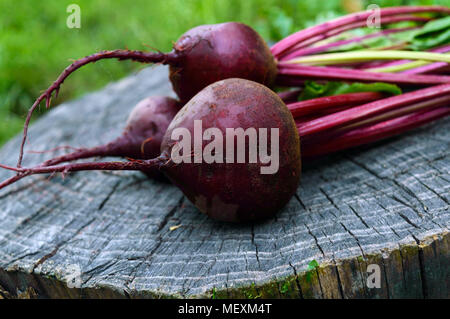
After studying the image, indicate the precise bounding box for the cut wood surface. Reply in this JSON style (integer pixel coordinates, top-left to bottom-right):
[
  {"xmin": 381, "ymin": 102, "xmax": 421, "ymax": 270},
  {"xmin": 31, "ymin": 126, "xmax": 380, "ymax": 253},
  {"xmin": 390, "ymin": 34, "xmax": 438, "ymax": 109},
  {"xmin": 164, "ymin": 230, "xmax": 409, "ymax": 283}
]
[{"xmin": 0, "ymin": 66, "xmax": 448, "ymax": 299}]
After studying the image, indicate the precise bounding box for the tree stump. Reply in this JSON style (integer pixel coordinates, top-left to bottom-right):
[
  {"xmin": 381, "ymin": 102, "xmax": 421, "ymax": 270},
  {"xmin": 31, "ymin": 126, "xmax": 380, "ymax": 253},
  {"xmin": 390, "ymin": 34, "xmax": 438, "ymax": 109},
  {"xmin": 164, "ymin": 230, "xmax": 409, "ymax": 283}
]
[{"xmin": 0, "ymin": 66, "xmax": 448, "ymax": 299}]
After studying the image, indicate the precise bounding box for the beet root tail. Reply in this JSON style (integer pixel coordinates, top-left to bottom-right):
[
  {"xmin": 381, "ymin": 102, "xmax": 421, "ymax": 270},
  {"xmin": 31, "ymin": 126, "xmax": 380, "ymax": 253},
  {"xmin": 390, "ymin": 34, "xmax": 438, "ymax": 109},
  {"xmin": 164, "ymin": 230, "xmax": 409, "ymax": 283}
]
[
  {"xmin": 0, "ymin": 156, "xmax": 168, "ymax": 191},
  {"xmin": 41, "ymin": 138, "xmax": 127, "ymax": 167},
  {"xmin": 17, "ymin": 49, "xmax": 178, "ymax": 168},
  {"xmin": 0, "ymin": 173, "xmax": 31, "ymax": 190}
]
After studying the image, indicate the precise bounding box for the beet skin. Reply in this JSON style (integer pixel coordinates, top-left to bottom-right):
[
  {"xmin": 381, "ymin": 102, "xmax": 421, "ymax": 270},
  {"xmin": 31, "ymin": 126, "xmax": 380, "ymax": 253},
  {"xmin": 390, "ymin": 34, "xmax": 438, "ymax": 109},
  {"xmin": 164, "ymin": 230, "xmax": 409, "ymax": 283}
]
[
  {"xmin": 161, "ymin": 78, "xmax": 301, "ymax": 222},
  {"xmin": 118, "ymin": 96, "xmax": 180, "ymax": 159},
  {"xmin": 169, "ymin": 22, "xmax": 278, "ymax": 103}
]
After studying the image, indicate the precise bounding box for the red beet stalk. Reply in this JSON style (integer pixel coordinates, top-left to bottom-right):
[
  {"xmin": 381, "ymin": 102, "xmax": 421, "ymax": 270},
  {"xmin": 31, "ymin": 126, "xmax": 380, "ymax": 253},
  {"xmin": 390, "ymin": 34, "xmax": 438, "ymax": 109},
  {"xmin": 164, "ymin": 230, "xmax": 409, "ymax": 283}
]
[
  {"xmin": 278, "ymin": 89, "xmax": 303, "ymax": 103},
  {"xmin": 297, "ymin": 93, "xmax": 450, "ymax": 128},
  {"xmin": 287, "ymin": 92, "xmax": 384, "ymax": 118},
  {"xmin": 280, "ymin": 21, "xmax": 423, "ymax": 60},
  {"xmin": 282, "ymin": 27, "xmax": 418, "ymax": 60},
  {"xmin": 277, "ymin": 63, "xmax": 450, "ymax": 86},
  {"xmin": 301, "ymin": 106, "xmax": 450, "ymax": 158},
  {"xmin": 334, "ymin": 94, "xmax": 450, "ymax": 131},
  {"xmin": 271, "ymin": 6, "xmax": 450, "ymax": 57},
  {"xmin": 297, "ymin": 83, "xmax": 450, "ymax": 137},
  {"xmin": 279, "ymin": 16, "xmax": 429, "ymax": 61}
]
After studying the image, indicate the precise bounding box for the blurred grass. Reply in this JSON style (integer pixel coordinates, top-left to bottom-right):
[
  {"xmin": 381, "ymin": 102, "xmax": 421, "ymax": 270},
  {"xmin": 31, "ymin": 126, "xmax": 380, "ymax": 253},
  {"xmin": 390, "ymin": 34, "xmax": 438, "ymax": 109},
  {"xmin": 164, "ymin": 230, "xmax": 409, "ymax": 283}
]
[{"xmin": 0, "ymin": 0, "xmax": 448, "ymax": 146}]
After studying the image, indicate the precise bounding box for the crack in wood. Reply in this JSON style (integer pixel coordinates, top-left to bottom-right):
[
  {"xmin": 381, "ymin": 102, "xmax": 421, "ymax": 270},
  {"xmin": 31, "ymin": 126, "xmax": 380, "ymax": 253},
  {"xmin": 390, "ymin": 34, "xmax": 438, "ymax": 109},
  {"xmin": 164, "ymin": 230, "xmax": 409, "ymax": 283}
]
[
  {"xmin": 304, "ymin": 223, "xmax": 325, "ymax": 257},
  {"xmin": 288, "ymin": 262, "xmax": 303, "ymax": 299},
  {"xmin": 398, "ymin": 213, "xmax": 420, "ymax": 229},
  {"xmin": 412, "ymin": 234, "xmax": 428, "ymax": 299},
  {"xmin": 98, "ymin": 180, "xmax": 121, "ymax": 211},
  {"xmin": 251, "ymin": 225, "xmax": 261, "ymax": 269},
  {"xmin": 340, "ymin": 222, "xmax": 365, "ymax": 258}
]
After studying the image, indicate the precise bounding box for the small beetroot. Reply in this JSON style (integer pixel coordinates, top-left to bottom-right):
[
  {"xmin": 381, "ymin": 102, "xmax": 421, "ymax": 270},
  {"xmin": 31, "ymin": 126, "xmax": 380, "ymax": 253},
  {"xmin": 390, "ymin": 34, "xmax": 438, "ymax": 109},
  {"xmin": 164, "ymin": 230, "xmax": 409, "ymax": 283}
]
[
  {"xmin": 43, "ymin": 96, "xmax": 179, "ymax": 166},
  {"xmin": 42, "ymin": 96, "xmax": 179, "ymax": 180}
]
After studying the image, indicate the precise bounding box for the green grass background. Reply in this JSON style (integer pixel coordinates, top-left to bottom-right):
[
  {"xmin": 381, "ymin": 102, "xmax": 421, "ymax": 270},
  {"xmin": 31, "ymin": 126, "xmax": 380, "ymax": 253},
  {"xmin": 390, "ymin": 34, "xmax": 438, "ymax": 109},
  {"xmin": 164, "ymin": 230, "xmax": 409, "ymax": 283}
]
[{"xmin": 1, "ymin": 0, "xmax": 448, "ymax": 146}]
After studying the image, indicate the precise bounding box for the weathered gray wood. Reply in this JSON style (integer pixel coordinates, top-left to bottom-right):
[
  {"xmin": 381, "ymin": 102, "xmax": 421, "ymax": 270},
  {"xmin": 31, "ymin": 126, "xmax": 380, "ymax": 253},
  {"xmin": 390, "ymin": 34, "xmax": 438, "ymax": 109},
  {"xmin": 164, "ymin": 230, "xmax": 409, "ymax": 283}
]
[{"xmin": 0, "ymin": 66, "xmax": 448, "ymax": 299}]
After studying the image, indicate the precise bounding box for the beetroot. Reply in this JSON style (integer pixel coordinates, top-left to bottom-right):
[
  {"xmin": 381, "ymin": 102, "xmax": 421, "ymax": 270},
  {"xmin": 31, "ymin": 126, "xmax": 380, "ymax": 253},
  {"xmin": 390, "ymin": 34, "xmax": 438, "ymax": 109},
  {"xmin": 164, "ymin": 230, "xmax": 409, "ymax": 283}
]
[
  {"xmin": 2, "ymin": 79, "xmax": 301, "ymax": 223},
  {"xmin": 160, "ymin": 78, "xmax": 301, "ymax": 222},
  {"xmin": 168, "ymin": 23, "xmax": 277, "ymax": 102},
  {"xmin": 43, "ymin": 96, "xmax": 179, "ymax": 165},
  {"xmin": 40, "ymin": 96, "xmax": 180, "ymax": 180}
]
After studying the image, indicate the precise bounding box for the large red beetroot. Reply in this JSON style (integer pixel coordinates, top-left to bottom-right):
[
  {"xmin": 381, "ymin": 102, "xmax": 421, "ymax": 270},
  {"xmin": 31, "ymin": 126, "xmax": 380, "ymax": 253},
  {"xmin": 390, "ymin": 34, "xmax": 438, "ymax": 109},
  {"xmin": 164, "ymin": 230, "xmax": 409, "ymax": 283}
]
[
  {"xmin": 2, "ymin": 79, "xmax": 302, "ymax": 223},
  {"xmin": 168, "ymin": 23, "xmax": 277, "ymax": 102},
  {"xmin": 160, "ymin": 79, "xmax": 301, "ymax": 222}
]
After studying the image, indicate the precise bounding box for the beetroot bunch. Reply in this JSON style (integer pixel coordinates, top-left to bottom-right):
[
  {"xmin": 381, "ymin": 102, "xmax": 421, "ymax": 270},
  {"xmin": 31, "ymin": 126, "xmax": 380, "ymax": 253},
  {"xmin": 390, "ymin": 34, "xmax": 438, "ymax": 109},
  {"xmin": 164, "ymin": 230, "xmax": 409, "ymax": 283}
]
[{"xmin": 1, "ymin": 6, "xmax": 449, "ymax": 222}]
